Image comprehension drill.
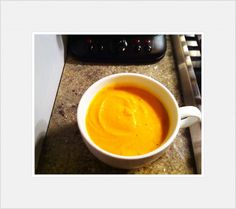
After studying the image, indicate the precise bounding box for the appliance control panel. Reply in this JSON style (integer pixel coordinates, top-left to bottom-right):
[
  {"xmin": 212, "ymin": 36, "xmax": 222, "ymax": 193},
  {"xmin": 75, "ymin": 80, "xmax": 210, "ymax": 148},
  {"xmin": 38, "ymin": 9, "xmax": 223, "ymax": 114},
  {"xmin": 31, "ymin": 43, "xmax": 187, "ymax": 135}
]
[{"xmin": 68, "ymin": 35, "xmax": 166, "ymax": 63}]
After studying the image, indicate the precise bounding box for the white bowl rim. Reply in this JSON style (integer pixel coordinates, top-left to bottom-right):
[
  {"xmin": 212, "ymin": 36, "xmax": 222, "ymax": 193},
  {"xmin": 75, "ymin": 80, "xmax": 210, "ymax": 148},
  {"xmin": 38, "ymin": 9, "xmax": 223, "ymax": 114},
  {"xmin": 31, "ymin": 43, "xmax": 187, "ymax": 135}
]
[{"xmin": 77, "ymin": 73, "xmax": 181, "ymax": 160}]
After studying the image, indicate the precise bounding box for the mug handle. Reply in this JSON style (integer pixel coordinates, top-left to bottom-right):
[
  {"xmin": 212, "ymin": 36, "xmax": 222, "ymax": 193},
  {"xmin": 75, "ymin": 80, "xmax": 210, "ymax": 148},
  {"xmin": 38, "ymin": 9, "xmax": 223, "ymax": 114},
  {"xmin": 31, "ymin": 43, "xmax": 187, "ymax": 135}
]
[{"xmin": 179, "ymin": 106, "xmax": 201, "ymax": 128}]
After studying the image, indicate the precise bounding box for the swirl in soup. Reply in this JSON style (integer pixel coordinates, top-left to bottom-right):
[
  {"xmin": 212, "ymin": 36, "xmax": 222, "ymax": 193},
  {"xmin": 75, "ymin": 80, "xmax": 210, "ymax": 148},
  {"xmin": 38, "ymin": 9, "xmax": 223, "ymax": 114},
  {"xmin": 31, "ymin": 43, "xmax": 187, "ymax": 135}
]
[{"xmin": 86, "ymin": 84, "xmax": 169, "ymax": 156}]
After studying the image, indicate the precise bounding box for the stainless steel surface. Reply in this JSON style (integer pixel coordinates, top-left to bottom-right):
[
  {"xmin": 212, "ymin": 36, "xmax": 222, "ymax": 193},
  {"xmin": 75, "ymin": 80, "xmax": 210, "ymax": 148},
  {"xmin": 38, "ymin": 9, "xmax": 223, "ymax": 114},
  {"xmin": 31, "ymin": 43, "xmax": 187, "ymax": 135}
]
[{"xmin": 171, "ymin": 35, "xmax": 202, "ymax": 174}]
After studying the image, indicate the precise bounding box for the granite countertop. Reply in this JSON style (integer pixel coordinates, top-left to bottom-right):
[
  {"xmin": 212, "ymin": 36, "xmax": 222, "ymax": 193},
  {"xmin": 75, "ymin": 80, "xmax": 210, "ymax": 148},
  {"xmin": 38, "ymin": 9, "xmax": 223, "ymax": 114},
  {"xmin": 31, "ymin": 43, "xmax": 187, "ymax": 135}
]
[{"xmin": 36, "ymin": 36, "xmax": 196, "ymax": 174}]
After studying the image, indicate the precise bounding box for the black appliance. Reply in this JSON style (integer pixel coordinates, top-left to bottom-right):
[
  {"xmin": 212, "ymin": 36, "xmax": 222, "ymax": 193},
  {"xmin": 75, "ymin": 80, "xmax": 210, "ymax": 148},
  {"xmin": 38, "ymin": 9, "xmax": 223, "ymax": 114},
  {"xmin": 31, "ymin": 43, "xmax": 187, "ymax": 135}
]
[{"xmin": 68, "ymin": 35, "xmax": 166, "ymax": 63}]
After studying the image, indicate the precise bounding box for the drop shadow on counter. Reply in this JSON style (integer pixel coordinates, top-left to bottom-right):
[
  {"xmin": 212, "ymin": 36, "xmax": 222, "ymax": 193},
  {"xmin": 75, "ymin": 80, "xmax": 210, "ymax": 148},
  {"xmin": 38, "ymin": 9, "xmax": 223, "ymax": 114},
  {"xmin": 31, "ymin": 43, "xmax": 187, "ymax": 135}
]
[
  {"xmin": 36, "ymin": 122, "xmax": 196, "ymax": 175},
  {"xmin": 36, "ymin": 122, "xmax": 128, "ymax": 174}
]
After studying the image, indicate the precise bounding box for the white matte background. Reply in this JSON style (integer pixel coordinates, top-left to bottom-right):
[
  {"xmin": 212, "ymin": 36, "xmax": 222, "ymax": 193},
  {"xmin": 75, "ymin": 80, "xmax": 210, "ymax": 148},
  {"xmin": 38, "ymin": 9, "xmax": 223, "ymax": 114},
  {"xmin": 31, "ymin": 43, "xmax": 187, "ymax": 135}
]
[{"xmin": 0, "ymin": 1, "xmax": 235, "ymax": 209}]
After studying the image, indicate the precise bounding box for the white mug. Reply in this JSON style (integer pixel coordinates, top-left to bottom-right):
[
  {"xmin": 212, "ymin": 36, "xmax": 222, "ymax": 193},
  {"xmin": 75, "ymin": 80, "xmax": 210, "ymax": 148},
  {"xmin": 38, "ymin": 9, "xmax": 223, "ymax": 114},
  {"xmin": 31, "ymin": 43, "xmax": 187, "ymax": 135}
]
[{"xmin": 77, "ymin": 73, "xmax": 201, "ymax": 169}]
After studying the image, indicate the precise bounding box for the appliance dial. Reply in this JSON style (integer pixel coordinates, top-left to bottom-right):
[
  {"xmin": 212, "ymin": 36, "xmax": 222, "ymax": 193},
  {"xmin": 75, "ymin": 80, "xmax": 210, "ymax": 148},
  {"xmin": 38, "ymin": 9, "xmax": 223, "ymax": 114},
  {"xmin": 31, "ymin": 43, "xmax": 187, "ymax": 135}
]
[
  {"xmin": 117, "ymin": 40, "xmax": 128, "ymax": 52},
  {"xmin": 89, "ymin": 44, "xmax": 96, "ymax": 52},
  {"xmin": 144, "ymin": 45, "xmax": 152, "ymax": 52},
  {"xmin": 135, "ymin": 45, "xmax": 142, "ymax": 52}
]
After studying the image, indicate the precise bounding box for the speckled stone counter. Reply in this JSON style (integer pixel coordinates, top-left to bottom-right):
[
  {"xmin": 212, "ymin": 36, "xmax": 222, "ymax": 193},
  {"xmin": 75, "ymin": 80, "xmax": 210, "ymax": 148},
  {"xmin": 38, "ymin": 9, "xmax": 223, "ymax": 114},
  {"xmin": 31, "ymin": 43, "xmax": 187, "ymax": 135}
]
[{"xmin": 36, "ymin": 37, "xmax": 196, "ymax": 174}]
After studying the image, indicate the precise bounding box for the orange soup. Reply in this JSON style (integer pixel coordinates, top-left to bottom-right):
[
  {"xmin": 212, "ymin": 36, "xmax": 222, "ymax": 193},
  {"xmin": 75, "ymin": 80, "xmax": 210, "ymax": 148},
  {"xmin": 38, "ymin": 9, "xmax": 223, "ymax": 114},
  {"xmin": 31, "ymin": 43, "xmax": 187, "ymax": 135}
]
[{"xmin": 86, "ymin": 85, "xmax": 169, "ymax": 156}]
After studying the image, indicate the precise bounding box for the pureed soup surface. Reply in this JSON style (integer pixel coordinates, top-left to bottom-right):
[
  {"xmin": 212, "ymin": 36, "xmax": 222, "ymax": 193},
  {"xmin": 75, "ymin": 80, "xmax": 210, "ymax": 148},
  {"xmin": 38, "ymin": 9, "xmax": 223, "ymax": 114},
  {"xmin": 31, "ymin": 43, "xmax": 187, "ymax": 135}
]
[{"xmin": 86, "ymin": 84, "xmax": 169, "ymax": 156}]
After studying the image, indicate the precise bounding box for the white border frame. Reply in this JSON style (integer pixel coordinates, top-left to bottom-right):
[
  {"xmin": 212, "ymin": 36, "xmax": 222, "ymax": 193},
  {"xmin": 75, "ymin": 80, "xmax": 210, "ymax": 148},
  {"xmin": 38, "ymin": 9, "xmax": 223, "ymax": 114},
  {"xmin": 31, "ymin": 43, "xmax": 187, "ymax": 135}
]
[{"xmin": 1, "ymin": 1, "xmax": 234, "ymax": 208}]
